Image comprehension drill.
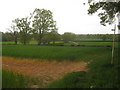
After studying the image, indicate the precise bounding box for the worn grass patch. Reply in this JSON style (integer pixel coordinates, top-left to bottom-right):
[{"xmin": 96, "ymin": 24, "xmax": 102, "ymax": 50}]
[{"xmin": 2, "ymin": 56, "xmax": 88, "ymax": 87}]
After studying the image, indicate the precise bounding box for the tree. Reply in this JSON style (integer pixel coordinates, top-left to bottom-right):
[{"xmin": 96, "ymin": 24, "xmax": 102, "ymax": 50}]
[
  {"xmin": 42, "ymin": 30, "xmax": 60, "ymax": 45},
  {"xmin": 47, "ymin": 21, "xmax": 60, "ymax": 44},
  {"xmin": 7, "ymin": 24, "xmax": 19, "ymax": 45},
  {"xmin": 49, "ymin": 30, "xmax": 60, "ymax": 44},
  {"xmin": 42, "ymin": 32, "xmax": 51, "ymax": 44},
  {"xmin": 14, "ymin": 17, "xmax": 31, "ymax": 45},
  {"xmin": 87, "ymin": 1, "xmax": 120, "ymax": 64},
  {"xmin": 87, "ymin": 1, "xmax": 120, "ymax": 26},
  {"xmin": 2, "ymin": 32, "xmax": 13, "ymax": 42},
  {"xmin": 62, "ymin": 32, "xmax": 76, "ymax": 43},
  {"xmin": 30, "ymin": 8, "xmax": 57, "ymax": 45},
  {"xmin": 102, "ymin": 34, "xmax": 107, "ymax": 41}
]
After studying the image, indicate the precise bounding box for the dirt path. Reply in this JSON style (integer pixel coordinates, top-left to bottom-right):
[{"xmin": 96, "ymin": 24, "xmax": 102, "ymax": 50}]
[{"xmin": 2, "ymin": 56, "xmax": 88, "ymax": 87}]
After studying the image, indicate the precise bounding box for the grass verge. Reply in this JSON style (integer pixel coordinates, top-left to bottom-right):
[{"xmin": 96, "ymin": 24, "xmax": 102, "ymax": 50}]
[{"xmin": 47, "ymin": 48, "xmax": 119, "ymax": 88}]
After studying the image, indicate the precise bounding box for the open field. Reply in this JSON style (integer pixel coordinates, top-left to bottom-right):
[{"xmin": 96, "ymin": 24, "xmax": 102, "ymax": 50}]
[
  {"xmin": 1, "ymin": 40, "xmax": 114, "ymax": 45},
  {"xmin": 2, "ymin": 44, "xmax": 119, "ymax": 88},
  {"xmin": 77, "ymin": 42, "xmax": 112, "ymax": 45},
  {"xmin": 1, "ymin": 41, "xmax": 119, "ymax": 48},
  {"xmin": 2, "ymin": 45, "xmax": 111, "ymax": 61},
  {"xmin": 1, "ymin": 41, "xmax": 21, "ymax": 45},
  {"xmin": 76, "ymin": 39, "xmax": 112, "ymax": 41}
]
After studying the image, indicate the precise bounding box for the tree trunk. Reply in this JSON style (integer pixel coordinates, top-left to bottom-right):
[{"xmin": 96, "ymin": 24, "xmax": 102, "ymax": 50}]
[
  {"xmin": 14, "ymin": 37, "xmax": 17, "ymax": 45},
  {"xmin": 23, "ymin": 41, "xmax": 26, "ymax": 45},
  {"xmin": 48, "ymin": 42, "xmax": 50, "ymax": 45},
  {"xmin": 15, "ymin": 40, "xmax": 17, "ymax": 45},
  {"xmin": 23, "ymin": 39, "xmax": 26, "ymax": 45},
  {"xmin": 38, "ymin": 42, "xmax": 41, "ymax": 45},
  {"xmin": 38, "ymin": 40, "xmax": 41, "ymax": 45},
  {"xmin": 38, "ymin": 30, "xmax": 42, "ymax": 45},
  {"xmin": 53, "ymin": 41, "xmax": 55, "ymax": 45}
]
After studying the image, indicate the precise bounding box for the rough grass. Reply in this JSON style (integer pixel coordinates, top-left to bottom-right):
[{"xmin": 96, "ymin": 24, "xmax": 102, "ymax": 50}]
[
  {"xmin": 47, "ymin": 71, "xmax": 88, "ymax": 88},
  {"xmin": 47, "ymin": 47, "xmax": 119, "ymax": 88},
  {"xmin": 2, "ymin": 45, "xmax": 111, "ymax": 61},
  {"xmin": 2, "ymin": 69, "xmax": 43, "ymax": 88},
  {"xmin": 2, "ymin": 69, "xmax": 28, "ymax": 88}
]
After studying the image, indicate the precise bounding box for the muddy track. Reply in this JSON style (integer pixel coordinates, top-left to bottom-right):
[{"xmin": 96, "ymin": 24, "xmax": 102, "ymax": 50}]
[{"xmin": 2, "ymin": 56, "xmax": 88, "ymax": 87}]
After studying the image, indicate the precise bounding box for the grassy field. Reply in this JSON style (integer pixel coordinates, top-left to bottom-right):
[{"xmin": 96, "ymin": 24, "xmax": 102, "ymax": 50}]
[
  {"xmin": 78, "ymin": 42, "xmax": 112, "ymax": 45},
  {"xmin": 77, "ymin": 39, "xmax": 111, "ymax": 41},
  {"xmin": 47, "ymin": 49, "xmax": 119, "ymax": 88},
  {"xmin": 1, "ymin": 41, "xmax": 37, "ymax": 45},
  {"xmin": 2, "ymin": 44, "xmax": 119, "ymax": 88},
  {"xmin": 2, "ymin": 45, "xmax": 111, "ymax": 61},
  {"xmin": 1, "ymin": 40, "xmax": 114, "ymax": 45}
]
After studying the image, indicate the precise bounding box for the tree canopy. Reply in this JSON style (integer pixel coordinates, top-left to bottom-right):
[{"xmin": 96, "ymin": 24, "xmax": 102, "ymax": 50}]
[
  {"xmin": 13, "ymin": 17, "xmax": 31, "ymax": 45},
  {"xmin": 88, "ymin": 1, "xmax": 120, "ymax": 26},
  {"xmin": 30, "ymin": 8, "xmax": 57, "ymax": 45}
]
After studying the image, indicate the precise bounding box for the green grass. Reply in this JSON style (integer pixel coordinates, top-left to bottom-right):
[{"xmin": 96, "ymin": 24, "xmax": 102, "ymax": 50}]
[
  {"xmin": 1, "ymin": 40, "xmax": 114, "ymax": 46},
  {"xmin": 1, "ymin": 40, "xmax": 63, "ymax": 45},
  {"xmin": 1, "ymin": 41, "xmax": 15, "ymax": 44},
  {"xmin": 77, "ymin": 39, "xmax": 110, "ymax": 41},
  {"xmin": 2, "ymin": 45, "xmax": 111, "ymax": 61},
  {"xmin": 1, "ymin": 40, "xmax": 38, "ymax": 45},
  {"xmin": 1, "ymin": 41, "xmax": 22, "ymax": 45},
  {"xmin": 2, "ymin": 69, "xmax": 28, "ymax": 88},
  {"xmin": 47, "ymin": 71, "xmax": 88, "ymax": 88},
  {"xmin": 78, "ymin": 42, "xmax": 112, "ymax": 46},
  {"xmin": 47, "ymin": 48, "xmax": 119, "ymax": 88},
  {"xmin": 2, "ymin": 69, "xmax": 43, "ymax": 88},
  {"xmin": 2, "ymin": 44, "xmax": 119, "ymax": 88},
  {"xmin": 29, "ymin": 40, "xmax": 38, "ymax": 44}
]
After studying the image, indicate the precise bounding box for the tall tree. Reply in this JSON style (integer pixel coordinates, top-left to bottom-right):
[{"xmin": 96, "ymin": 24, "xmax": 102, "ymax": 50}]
[
  {"xmin": 87, "ymin": 1, "xmax": 120, "ymax": 26},
  {"xmin": 7, "ymin": 24, "xmax": 19, "ymax": 45},
  {"xmin": 30, "ymin": 8, "xmax": 57, "ymax": 45},
  {"xmin": 14, "ymin": 17, "xmax": 31, "ymax": 45}
]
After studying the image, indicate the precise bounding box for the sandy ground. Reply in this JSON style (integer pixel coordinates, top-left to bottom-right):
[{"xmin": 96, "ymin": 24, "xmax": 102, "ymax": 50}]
[{"xmin": 2, "ymin": 56, "xmax": 88, "ymax": 87}]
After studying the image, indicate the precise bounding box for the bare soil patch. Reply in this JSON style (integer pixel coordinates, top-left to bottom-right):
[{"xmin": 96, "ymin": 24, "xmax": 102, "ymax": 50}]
[{"xmin": 2, "ymin": 56, "xmax": 88, "ymax": 87}]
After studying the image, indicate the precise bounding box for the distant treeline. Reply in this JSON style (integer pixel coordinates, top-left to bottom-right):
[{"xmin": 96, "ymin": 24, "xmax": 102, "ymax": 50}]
[
  {"xmin": 1, "ymin": 31, "xmax": 119, "ymax": 43},
  {"xmin": 75, "ymin": 34, "xmax": 119, "ymax": 41}
]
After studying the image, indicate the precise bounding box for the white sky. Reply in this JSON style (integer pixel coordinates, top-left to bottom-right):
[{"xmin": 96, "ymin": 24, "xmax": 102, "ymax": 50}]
[{"xmin": 0, "ymin": 0, "xmax": 118, "ymax": 34}]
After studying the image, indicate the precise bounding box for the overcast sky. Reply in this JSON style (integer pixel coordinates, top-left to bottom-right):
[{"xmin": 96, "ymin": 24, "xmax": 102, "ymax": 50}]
[{"xmin": 0, "ymin": 0, "xmax": 119, "ymax": 34}]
